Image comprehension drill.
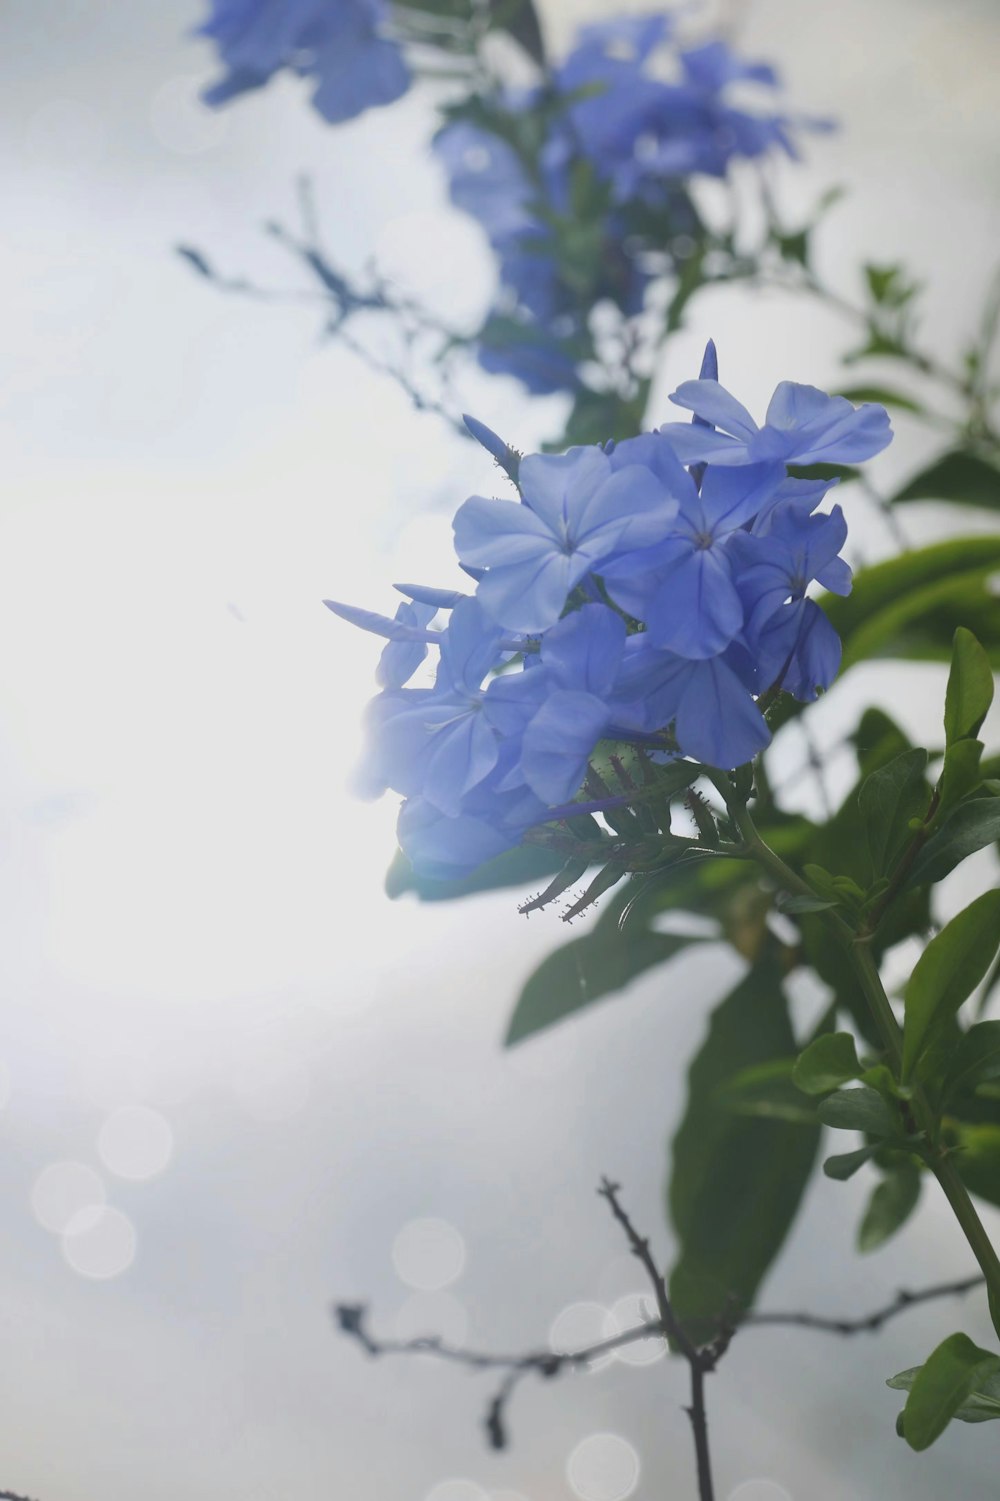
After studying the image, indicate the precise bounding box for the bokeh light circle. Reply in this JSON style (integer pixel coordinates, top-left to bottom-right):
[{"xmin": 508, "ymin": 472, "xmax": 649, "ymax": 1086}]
[
  {"xmin": 424, "ymin": 1481, "xmax": 489, "ymax": 1501},
  {"xmin": 549, "ymin": 1301, "xmax": 614, "ymax": 1369},
  {"xmin": 61, "ymin": 1205, "xmax": 137, "ymax": 1279},
  {"xmin": 98, "ymin": 1105, "xmax": 173, "ymax": 1180},
  {"xmin": 391, "ymin": 1217, "xmax": 466, "ymax": 1291},
  {"xmin": 727, "ymin": 1483, "xmax": 794, "ymax": 1501},
  {"xmin": 566, "ymin": 1433, "xmax": 640, "ymax": 1501},
  {"xmin": 604, "ymin": 1293, "xmax": 664, "ymax": 1367},
  {"xmin": 31, "ymin": 1161, "xmax": 106, "ymax": 1234}
]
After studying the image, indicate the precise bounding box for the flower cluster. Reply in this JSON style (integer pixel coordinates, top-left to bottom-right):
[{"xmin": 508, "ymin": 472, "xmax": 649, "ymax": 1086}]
[
  {"xmin": 327, "ymin": 348, "xmax": 891, "ymax": 880},
  {"xmin": 436, "ymin": 16, "xmax": 821, "ymax": 392},
  {"xmin": 199, "ymin": 0, "xmax": 409, "ymax": 124}
]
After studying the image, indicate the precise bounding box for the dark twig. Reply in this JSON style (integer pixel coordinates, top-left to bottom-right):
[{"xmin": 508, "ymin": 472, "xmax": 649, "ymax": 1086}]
[
  {"xmin": 744, "ymin": 1273, "xmax": 985, "ymax": 1336},
  {"xmin": 0, "ymin": 1490, "xmax": 41, "ymax": 1500},
  {"xmin": 335, "ymin": 1190, "xmax": 985, "ymax": 1499},
  {"xmin": 333, "ymin": 1300, "xmax": 662, "ymax": 1451},
  {"xmin": 597, "ymin": 1178, "xmax": 716, "ymax": 1501}
]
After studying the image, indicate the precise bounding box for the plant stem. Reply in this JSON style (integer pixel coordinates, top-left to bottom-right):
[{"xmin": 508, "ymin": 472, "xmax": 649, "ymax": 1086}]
[
  {"xmin": 688, "ymin": 1364, "xmax": 715, "ymax": 1501},
  {"xmin": 722, "ymin": 777, "xmax": 1000, "ymax": 1337},
  {"xmin": 850, "ymin": 940, "xmax": 1000, "ymax": 1336}
]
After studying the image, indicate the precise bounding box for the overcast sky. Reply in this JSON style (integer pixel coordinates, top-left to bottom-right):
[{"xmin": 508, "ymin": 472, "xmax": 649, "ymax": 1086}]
[{"xmin": 1, "ymin": 3, "xmax": 999, "ymax": 1499}]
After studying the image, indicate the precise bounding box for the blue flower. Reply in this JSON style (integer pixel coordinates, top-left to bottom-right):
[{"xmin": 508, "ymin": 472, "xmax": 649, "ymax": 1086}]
[
  {"xmin": 199, "ymin": 0, "xmax": 409, "ymax": 123},
  {"xmin": 328, "ymin": 361, "xmax": 890, "ymax": 882},
  {"xmin": 397, "ymin": 756, "xmax": 545, "ymax": 878},
  {"xmin": 376, "ymin": 600, "xmax": 437, "ymax": 689},
  {"xmin": 615, "ymin": 636, "xmax": 771, "ymax": 767},
  {"xmin": 601, "ymin": 460, "xmax": 786, "ymax": 656},
  {"xmin": 515, "ymin": 605, "xmax": 634, "ymax": 803},
  {"xmin": 558, "ymin": 25, "xmax": 812, "ymax": 202},
  {"xmin": 728, "ymin": 491, "xmax": 853, "ymax": 700},
  {"xmin": 476, "ymin": 320, "xmax": 583, "ymax": 396},
  {"xmin": 660, "ymin": 379, "xmax": 893, "ymax": 467},
  {"xmin": 434, "ymin": 122, "xmax": 538, "ymax": 246},
  {"xmin": 453, "ymin": 447, "xmax": 677, "ymax": 632},
  {"xmin": 369, "ymin": 600, "xmax": 511, "ymax": 813}
]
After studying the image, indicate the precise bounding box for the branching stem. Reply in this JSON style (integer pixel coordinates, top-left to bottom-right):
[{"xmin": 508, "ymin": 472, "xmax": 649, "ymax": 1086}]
[{"xmin": 726, "ymin": 782, "xmax": 1000, "ymax": 1338}]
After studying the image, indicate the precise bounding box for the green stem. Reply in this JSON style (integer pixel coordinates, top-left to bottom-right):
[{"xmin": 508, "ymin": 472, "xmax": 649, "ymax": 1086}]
[
  {"xmin": 850, "ymin": 941, "xmax": 1000, "ymax": 1334},
  {"xmin": 720, "ymin": 775, "xmax": 1000, "ymax": 1336}
]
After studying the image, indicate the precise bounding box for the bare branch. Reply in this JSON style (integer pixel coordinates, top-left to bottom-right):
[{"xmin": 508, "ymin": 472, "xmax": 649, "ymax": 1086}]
[
  {"xmin": 597, "ymin": 1176, "xmax": 699, "ymax": 1363},
  {"xmin": 335, "ymin": 1186, "xmax": 986, "ymax": 1501},
  {"xmin": 333, "ymin": 1299, "xmax": 663, "ymax": 1451},
  {"xmin": 597, "ymin": 1178, "xmax": 715, "ymax": 1501},
  {"xmin": 744, "ymin": 1274, "xmax": 985, "ymax": 1336}
]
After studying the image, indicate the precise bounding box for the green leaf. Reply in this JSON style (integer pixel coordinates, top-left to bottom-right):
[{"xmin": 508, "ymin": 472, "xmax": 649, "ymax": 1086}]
[
  {"xmin": 945, "ymin": 628, "xmax": 995, "ymax": 744},
  {"xmin": 905, "ymin": 798, "xmax": 1000, "ymax": 889},
  {"xmin": 902, "ymin": 890, "xmax": 1000, "ymax": 1079},
  {"xmin": 896, "ymin": 1332, "xmax": 1000, "ymax": 1450},
  {"xmin": 857, "ymin": 748, "xmax": 930, "ymax": 879},
  {"xmin": 861, "ymin": 1062, "xmax": 911, "ymax": 1101},
  {"xmin": 938, "ymin": 738, "xmax": 986, "ymax": 814},
  {"xmin": 888, "ymin": 1363, "xmax": 1000, "ymax": 1425},
  {"xmin": 864, "ymin": 262, "xmax": 915, "ymax": 306},
  {"xmin": 505, "ymin": 926, "xmax": 700, "ymax": 1045},
  {"xmin": 857, "ymin": 1165, "xmax": 922, "ymax": 1252},
  {"xmin": 891, "ymin": 450, "xmax": 1000, "ymax": 513},
  {"xmin": 954, "ymin": 1123, "xmax": 1000, "ymax": 1209},
  {"xmin": 822, "ymin": 538, "xmax": 1000, "ymax": 672},
  {"xmin": 834, "ymin": 385, "xmax": 924, "ymax": 414},
  {"xmin": 793, "ymin": 1033, "xmax": 862, "ymax": 1095},
  {"xmin": 823, "ymin": 1145, "xmax": 878, "ymax": 1180},
  {"xmin": 385, "ymin": 843, "xmax": 564, "ymax": 901},
  {"xmin": 786, "ymin": 462, "xmax": 859, "ymax": 486},
  {"xmin": 795, "ymin": 711, "xmax": 931, "ymax": 1048},
  {"xmin": 943, "ymin": 1022, "xmax": 1000, "ymax": 1106},
  {"xmin": 667, "ymin": 955, "xmax": 821, "ymax": 1342},
  {"xmin": 817, "ymin": 1085, "xmax": 899, "ymax": 1137},
  {"xmin": 716, "ymin": 1059, "xmax": 818, "ymax": 1124}
]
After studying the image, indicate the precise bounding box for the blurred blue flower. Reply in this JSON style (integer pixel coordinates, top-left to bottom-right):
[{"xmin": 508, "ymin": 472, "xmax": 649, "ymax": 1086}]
[
  {"xmin": 431, "ymin": 17, "xmax": 820, "ymax": 395},
  {"xmin": 199, "ymin": 0, "xmax": 409, "ymax": 123}
]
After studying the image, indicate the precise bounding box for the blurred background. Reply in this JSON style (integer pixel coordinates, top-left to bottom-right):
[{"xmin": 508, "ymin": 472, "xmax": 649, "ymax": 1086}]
[{"xmin": 1, "ymin": 1, "xmax": 999, "ymax": 1497}]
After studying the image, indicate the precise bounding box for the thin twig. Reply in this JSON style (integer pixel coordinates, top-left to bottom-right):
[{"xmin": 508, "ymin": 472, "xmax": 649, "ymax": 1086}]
[
  {"xmin": 597, "ymin": 1178, "xmax": 716, "ymax": 1501},
  {"xmin": 745, "ymin": 1274, "xmax": 985, "ymax": 1336},
  {"xmin": 332, "ymin": 1300, "xmax": 662, "ymax": 1451},
  {"xmin": 335, "ymin": 1191, "xmax": 985, "ymax": 1496}
]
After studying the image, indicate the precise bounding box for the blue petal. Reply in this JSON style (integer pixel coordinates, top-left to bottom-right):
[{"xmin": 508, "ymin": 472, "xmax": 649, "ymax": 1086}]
[
  {"xmin": 453, "ymin": 495, "xmax": 555, "ymax": 569},
  {"xmin": 398, "ymin": 798, "xmax": 517, "ymax": 879},
  {"xmin": 521, "ymin": 689, "xmax": 610, "ymax": 803},
  {"xmin": 540, "ymin": 605, "xmax": 627, "ymax": 696},
  {"xmin": 674, "ymin": 657, "xmax": 770, "ymax": 767},
  {"xmin": 668, "ymin": 379, "xmax": 760, "ymax": 440},
  {"xmin": 653, "ymin": 423, "xmax": 748, "ymax": 466},
  {"xmin": 393, "ymin": 583, "xmax": 466, "ymax": 609},
  {"xmin": 474, "ymin": 552, "xmax": 580, "ymax": 633},
  {"xmin": 645, "ymin": 545, "xmax": 744, "ymax": 658},
  {"xmin": 699, "ymin": 462, "xmax": 785, "ymax": 534},
  {"xmin": 422, "ymin": 710, "xmax": 500, "ymax": 816},
  {"xmin": 518, "ymin": 447, "xmax": 612, "ymax": 534},
  {"xmin": 576, "ymin": 463, "xmax": 680, "ymax": 558}
]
